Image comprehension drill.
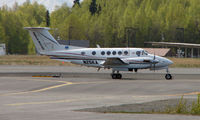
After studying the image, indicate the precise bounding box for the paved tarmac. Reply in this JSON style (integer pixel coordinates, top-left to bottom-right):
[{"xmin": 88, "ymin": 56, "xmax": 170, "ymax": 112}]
[{"xmin": 0, "ymin": 66, "xmax": 200, "ymax": 120}]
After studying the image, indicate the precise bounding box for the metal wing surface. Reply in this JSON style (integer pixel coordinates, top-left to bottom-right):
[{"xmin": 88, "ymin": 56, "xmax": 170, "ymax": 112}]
[{"xmin": 103, "ymin": 58, "xmax": 128, "ymax": 66}]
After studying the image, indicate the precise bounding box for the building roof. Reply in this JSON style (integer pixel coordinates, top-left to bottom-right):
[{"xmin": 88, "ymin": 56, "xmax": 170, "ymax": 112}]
[
  {"xmin": 146, "ymin": 42, "xmax": 200, "ymax": 48},
  {"xmin": 143, "ymin": 48, "xmax": 170, "ymax": 57}
]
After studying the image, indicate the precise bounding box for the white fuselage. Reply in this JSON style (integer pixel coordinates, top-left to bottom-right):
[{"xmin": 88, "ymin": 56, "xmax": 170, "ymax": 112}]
[
  {"xmin": 25, "ymin": 27, "xmax": 174, "ymax": 79},
  {"xmin": 50, "ymin": 48, "xmax": 173, "ymax": 71}
]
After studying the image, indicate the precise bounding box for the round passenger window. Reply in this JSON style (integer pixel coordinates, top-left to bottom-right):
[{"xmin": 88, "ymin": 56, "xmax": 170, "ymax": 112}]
[
  {"xmin": 81, "ymin": 52, "xmax": 85, "ymax": 55},
  {"xmin": 118, "ymin": 51, "xmax": 122, "ymax": 55},
  {"xmin": 107, "ymin": 51, "xmax": 111, "ymax": 55},
  {"xmin": 101, "ymin": 51, "xmax": 105, "ymax": 55},
  {"xmin": 124, "ymin": 51, "xmax": 128, "ymax": 55},
  {"xmin": 112, "ymin": 51, "xmax": 116, "ymax": 55},
  {"xmin": 92, "ymin": 51, "xmax": 96, "ymax": 55}
]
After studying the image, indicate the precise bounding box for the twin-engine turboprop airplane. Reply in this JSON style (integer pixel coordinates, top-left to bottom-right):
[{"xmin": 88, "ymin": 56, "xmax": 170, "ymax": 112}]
[{"xmin": 25, "ymin": 27, "xmax": 173, "ymax": 80}]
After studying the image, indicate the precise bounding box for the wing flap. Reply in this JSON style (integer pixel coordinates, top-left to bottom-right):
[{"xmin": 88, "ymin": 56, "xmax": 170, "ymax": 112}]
[{"xmin": 103, "ymin": 58, "xmax": 128, "ymax": 66}]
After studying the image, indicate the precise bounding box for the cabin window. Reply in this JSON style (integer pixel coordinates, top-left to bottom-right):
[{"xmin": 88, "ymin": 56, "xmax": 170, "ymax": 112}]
[
  {"xmin": 101, "ymin": 51, "xmax": 105, "ymax": 55},
  {"xmin": 144, "ymin": 51, "xmax": 148, "ymax": 55},
  {"xmin": 124, "ymin": 51, "xmax": 129, "ymax": 55},
  {"xmin": 118, "ymin": 51, "xmax": 122, "ymax": 55},
  {"xmin": 92, "ymin": 51, "xmax": 96, "ymax": 55},
  {"xmin": 136, "ymin": 51, "xmax": 141, "ymax": 57},
  {"xmin": 112, "ymin": 51, "xmax": 116, "ymax": 55},
  {"xmin": 81, "ymin": 52, "xmax": 85, "ymax": 55},
  {"xmin": 107, "ymin": 51, "xmax": 111, "ymax": 55}
]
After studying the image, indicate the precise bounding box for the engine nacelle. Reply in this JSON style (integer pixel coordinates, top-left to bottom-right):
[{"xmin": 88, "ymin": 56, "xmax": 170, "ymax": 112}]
[
  {"xmin": 122, "ymin": 57, "xmax": 154, "ymax": 64},
  {"xmin": 112, "ymin": 68, "xmax": 132, "ymax": 71}
]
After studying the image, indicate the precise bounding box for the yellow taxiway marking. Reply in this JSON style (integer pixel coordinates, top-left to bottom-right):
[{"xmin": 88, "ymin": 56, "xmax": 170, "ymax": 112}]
[
  {"xmin": 0, "ymin": 79, "xmax": 73, "ymax": 96},
  {"xmin": 166, "ymin": 92, "xmax": 200, "ymax": 96},
  {"xmin": 5, "ymin": 96, "xmax": 115, "ymax": 106},
  {"xmin": 0, "ymin": 78, "xmax": 111, "ymax": 96},
  {"xmin": 133, "ymin": 92, "xmax": 200, "ymax": 98},
  {"xmin": 6, "ymin": 99, "xmax": 77, "ymax": 106}
]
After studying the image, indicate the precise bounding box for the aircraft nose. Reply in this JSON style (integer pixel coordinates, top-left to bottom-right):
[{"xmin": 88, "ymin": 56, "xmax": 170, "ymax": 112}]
[{"xmin": 167, "ymin": 59, "xmax": 173, "ymax": 65}]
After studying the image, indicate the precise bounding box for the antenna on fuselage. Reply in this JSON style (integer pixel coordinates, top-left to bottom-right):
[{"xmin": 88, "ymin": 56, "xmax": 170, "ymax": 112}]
[{"xmin": 96, "ymin": 44, "xmax": 101, "ymax": 48}]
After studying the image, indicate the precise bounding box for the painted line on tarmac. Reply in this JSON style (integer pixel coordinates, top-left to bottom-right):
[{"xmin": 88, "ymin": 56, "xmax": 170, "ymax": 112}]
[
  {"xmin": 166, "ymin": 92, "xmax": 200, "ymax": 96},
  {"xmin": 0, "ymin": 79, "xmax": 73, "ymax": 96},
  {"xmin": 0, "ymin": 78, "xmax": 111, "ymax": 96},
  {"xmin": 132, "ymin": 92, "xmax": 200, "ymax": 98},
  {"xmin": 5, "ymin": 96, "xmax": 115, "ymax": 106},
  {"xmin": 6, "ymin": 99, "xmax": 78, "ymax": 106}
]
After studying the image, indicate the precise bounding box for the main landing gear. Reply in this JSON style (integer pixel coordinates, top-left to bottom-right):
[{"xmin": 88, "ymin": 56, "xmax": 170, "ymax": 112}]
[
  {"xmin": 111, "ymin": 71, "xmax": 122, "ymax": 79},
  {"xmin": 165, "ymin": 68, "xmax": 172, "ymax": 80}
]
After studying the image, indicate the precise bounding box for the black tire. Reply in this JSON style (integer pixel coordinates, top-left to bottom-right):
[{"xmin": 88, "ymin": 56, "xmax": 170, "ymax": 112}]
[
  {"xmin": 134, "ymin": 69, "xmax": 138, "ymax": 73},
  {"xmin": 112, "ymin": 74, "xmax": 117, "ymax": 79},
  {"xmin": 111, "ymin": 74, "xmax": 122, "ymax": 79},
  {"xmin": 165, "ymin": 74, "xmax": 172, "ymax": 80},
  {"xmin": 116, "ymin": 74, "xmax": 122, "ymax": 79}
]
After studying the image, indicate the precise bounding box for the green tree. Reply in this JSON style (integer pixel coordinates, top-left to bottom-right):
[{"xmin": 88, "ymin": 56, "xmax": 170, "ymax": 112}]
[
  {"xmin": 73, "ymin": 0, "xmax": 81, "ymax": 7},
  {"xmin": 1, "ymin": 0, "xmax": 200, "ymax": 55},
  {"xmin": 89, "ymin": 0, "xmax": 97, "ymax": 15}
]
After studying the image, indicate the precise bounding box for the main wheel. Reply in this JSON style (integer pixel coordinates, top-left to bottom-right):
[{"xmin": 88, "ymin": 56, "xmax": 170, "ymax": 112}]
[
  {"xmin": 134, "ymin": 69, "xmax": 138, "ymax": 73},
  {"xmin": 165, "ymin": 74, "xmax": 172, "ymax": 80},
  {"xmin": 116, "ymin": 74, "xmax": 122, "ymax": 79},
  {"xmin": 111, "ymin": 74, "xmax": 122, "ymax": 79},
  {"xmin": 112, "ymin": 74, "xmax": 117, "ymax": 79}
]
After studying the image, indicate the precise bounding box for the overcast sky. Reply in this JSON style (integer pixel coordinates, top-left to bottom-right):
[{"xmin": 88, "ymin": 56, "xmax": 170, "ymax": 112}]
[{"xmin": 0, "ymin": 0, "xmax": 84, "ymax": 12}]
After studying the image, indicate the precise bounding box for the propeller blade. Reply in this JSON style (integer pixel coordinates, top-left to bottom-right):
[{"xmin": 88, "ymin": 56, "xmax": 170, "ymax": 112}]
[
  {"xmin": 97, "ymin": 68, "xmax": 101, "ymax": 71},
  {"xmin": 153, "ymin": 53, "xmax": 156, "ymax": 71}
]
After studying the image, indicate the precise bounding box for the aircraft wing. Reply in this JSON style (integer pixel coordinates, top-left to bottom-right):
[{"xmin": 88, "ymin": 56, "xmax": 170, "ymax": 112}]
[{"xmin": 103, "ymin": 58, "xmax": 128, "ymax": 66}]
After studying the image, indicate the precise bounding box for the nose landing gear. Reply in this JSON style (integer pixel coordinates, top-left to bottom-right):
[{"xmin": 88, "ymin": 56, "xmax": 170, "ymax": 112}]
[
  {"xmin": 134, "ymin": 69, "xmax": 138, "ymax": 73},
  {"xmin": 111, "ymin": 71, "xmax": 122, "ymax": 79},
  {"xmin": 165, "ymin": 68, "xmax": 172, "ymax": 80}
]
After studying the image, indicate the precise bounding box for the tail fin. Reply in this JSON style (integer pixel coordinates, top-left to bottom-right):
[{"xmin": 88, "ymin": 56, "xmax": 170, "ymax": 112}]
[{"xmin": 25, "ymin": 27, "xmax": 63, "ymax": 54}]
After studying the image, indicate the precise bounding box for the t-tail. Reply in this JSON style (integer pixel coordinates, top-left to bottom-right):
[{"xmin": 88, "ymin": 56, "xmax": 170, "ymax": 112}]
[{"xmin": 24, "ymin": 27, "xmax": 82, "ymax": 55}]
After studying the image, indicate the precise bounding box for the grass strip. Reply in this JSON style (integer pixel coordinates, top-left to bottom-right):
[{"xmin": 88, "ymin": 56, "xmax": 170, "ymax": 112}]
[{"xmin": 0, "ymin": 55, "xmax": 200, "ymax": 68}]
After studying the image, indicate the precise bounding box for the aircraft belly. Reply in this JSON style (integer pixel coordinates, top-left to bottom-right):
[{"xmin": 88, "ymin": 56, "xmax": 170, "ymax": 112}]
[
  {"xmin": 111, "ymin": 64, "xmax": 151, "ymax": 72},
  {"xmin": 129, "ymin": 64, "xmax": 151, "ymax": 69},
  {"xmin": 109, "ymin": 64, "xmax": 150, "ymax": 69}
]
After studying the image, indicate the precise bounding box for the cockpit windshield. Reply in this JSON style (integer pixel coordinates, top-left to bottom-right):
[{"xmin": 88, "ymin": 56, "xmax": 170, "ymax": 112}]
[
  {"xmin": 145, "ymin": 51, "xmax": 148, "ymax": 55},
  {"xmin": 142, "ymin": 50, "xmax": 148, "ymax": 55}
]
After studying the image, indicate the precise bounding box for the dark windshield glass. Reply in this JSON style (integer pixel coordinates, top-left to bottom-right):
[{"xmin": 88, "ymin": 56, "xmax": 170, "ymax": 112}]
[{"xmin": 136, "ymin": 51, "xmax": 141, "ymax": 56}]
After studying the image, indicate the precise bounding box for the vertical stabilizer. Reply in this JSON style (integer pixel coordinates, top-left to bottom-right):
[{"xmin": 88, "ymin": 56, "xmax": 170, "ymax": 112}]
[
  {"xmin": 25, "ymin": 27, "xmax": 63, "ymax": 54},
  {"xmin": 25, "ymin": 27, "xmax": 84, "ymax": 54}
]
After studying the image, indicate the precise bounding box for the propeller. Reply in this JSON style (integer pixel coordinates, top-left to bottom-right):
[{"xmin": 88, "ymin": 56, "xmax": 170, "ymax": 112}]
[
  {"xmin": 150, "ymin": 52, "xmax": 157, "ymax": 71},
  {"xmin": 153, "ymin": 53, "xmax": 156, "ymax": 71}
]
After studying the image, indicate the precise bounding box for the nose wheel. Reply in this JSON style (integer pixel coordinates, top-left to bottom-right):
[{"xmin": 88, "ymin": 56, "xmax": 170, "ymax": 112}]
[
  {"xmin": 111, "ymin": 71, "xmax": 122, "ymax": 79},
  {"xmin": 165, "ymin": 68, "xmax": 172, "ymax": 80},
  {"xmin": 165, "ymin": 74, "xmax": 172, "ymax": 80}
]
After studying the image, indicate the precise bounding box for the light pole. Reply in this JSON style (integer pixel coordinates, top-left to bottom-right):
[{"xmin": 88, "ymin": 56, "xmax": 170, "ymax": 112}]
[
  {"xmin": 125, "ymin": 27, "xmax": 138, "ymax": 47},
  {"xmin": 176, "ymin": 28, "xmax": 184, "ymax": 43},
  {"xmin": 68, "ymin": 26, "xmax": 73, "ymax": 45}
]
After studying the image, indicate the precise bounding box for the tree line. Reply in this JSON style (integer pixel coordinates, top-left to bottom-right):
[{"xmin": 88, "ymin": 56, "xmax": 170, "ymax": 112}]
[{"xmin": 0, "ymin": 0, "xmax": 200, "ymax": 54}]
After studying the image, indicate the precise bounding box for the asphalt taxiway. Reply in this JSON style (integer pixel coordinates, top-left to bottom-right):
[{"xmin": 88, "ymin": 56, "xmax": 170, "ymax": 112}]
[{"xmin": 0, "ymin": 66, "xmax": 200, "ymax": 120}]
